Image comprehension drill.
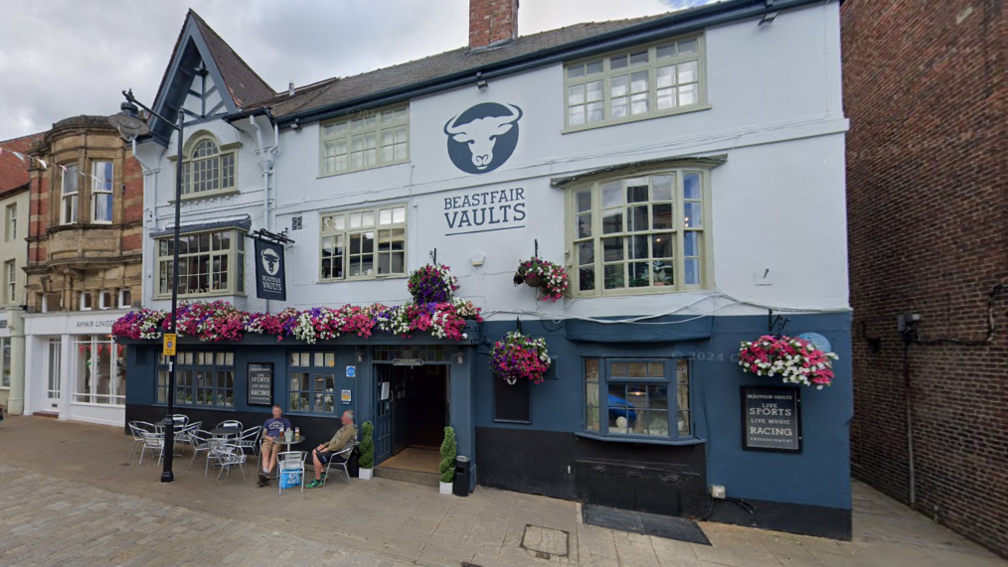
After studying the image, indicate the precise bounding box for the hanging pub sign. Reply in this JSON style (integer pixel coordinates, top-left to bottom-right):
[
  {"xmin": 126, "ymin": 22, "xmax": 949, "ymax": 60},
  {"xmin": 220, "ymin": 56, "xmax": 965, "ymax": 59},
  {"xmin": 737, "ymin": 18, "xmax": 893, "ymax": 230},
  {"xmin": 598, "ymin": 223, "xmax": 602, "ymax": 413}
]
[
  {"xmin": 741, "ymin": 386, "xmax": 802, "ymax": 453},
  {"xmin": 248, "ymin": 363, "xmax": 274, "ymax": 406},
  {"xmin": 254, "ymin": 238, "xmax": 287, "ymax": 300}
]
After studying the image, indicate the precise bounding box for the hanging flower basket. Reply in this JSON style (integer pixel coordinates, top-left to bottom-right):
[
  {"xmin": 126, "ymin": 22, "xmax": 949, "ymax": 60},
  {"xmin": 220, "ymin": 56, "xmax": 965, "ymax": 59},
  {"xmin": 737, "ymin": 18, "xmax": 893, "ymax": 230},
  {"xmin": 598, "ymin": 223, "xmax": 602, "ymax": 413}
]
[
  {"xmin": 738, "ymin": 334, "xmax": 838, "ymax": 389},
  {"xmin": 408, "ymin": 263, "xmax": 459, "ymax": 304},
  {"xmin": 490, "ymin": 331, "xmax": 550, "ymax": 385},
  {"xmin": 513, "ymin": 257, "xmax": 569, "ymax": 302}
]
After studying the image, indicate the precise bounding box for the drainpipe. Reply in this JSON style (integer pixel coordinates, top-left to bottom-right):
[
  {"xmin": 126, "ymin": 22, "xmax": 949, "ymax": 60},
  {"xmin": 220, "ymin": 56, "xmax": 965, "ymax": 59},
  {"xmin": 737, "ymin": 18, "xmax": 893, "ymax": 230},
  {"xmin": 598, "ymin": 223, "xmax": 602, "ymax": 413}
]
[
  {"xmin": 250, "ymin": 116, "xmax": 278, "ymax": 312},
  {"xmin": 902, "ymin": 339, "xmax": 916, "ymax": 507}
]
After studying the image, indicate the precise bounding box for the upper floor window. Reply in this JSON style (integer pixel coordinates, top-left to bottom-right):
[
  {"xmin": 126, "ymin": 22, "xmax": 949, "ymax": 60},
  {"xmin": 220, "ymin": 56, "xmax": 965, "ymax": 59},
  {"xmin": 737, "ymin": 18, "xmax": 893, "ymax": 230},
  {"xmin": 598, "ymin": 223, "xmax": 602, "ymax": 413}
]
[
  {"xmin": 567, "ymin": 169, "xmax": 709, "ymax": 296},
  {"xmin": 61, "ymin": 164, "xmax": 79, "ymax": 224},
  {"xmin": 585, "ymin": 357, "xmax": 692, "ymax": 440},
  {"xmin": 5, "ymin": 203, "xmax": 16, "ymax": 242},
  {"xmin": 3, "ymin": 260, "xmax": 15, "ymax": 305},
  {"xmin": 564, "ymin": 36, "xmax": 705, "ymax": 130},
  {"xmin": 92, "ymin": 161, "xmax": 114, "ymax": 223},
  {"xmin": 157, "ymin": 229, "xmax": 245, "ymax": 298},
  {"xmin": 320, "ymin": 205, "xmax": 407, "ymax": 281},
  {"xmin": 180, "ymin": 136, "xmax": 236, "ymax": 198},
  {"xmin": 320, "ymin": 105, "xmax": 409, "ymax": 176}
]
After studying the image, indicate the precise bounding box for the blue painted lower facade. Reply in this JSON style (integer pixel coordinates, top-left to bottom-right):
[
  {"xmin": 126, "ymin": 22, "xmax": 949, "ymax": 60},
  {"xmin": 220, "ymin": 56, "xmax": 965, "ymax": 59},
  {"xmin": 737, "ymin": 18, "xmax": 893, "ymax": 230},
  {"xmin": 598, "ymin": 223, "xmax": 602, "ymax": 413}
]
[{"xmin": 123, "ymin": 311, "xmax": 852, "ymax": 539}]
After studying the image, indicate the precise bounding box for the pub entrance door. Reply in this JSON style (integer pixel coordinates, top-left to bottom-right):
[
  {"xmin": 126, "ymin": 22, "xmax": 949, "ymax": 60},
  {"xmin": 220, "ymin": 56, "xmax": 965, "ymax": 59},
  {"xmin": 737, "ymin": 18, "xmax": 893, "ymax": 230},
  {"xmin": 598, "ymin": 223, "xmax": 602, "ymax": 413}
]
[{"xmin": 372, "ymin": 364, "xmax": 449, "ymax": 465}]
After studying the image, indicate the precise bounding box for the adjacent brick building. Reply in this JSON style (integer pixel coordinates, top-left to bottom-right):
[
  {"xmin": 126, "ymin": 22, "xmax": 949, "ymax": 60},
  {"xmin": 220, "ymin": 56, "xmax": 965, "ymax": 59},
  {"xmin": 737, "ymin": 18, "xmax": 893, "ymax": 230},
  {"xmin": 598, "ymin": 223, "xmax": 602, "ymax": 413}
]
[{"xmin": 842, "ymin": 0, "xmax": 1008, "ymax": 557}]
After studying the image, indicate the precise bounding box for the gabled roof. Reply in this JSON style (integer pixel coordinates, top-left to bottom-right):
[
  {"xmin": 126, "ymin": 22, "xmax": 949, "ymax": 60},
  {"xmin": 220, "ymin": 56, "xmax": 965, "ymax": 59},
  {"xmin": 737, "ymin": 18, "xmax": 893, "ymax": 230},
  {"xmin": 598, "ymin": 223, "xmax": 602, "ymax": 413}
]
[
  {"xmin": 149, "ymin": 10, "xmax": 276, "ymax": 141},
  {"xmin": 0, "ymin": 133, "xmax": 43, "ymax": 197}
]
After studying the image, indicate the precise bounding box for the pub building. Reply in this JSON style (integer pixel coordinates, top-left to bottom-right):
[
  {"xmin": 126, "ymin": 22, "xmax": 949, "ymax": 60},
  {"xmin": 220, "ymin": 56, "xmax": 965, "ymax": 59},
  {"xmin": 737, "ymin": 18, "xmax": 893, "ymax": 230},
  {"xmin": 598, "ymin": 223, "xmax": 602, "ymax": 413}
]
[{"xmin": 123, "ymin": 0, "xmax": 853, "ymax": 539}]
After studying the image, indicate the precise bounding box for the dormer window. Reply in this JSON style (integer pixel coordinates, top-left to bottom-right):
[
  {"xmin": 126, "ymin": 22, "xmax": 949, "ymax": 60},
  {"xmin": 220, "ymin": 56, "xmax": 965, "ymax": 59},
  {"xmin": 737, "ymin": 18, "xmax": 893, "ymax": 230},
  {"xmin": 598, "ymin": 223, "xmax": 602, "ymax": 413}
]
[{"xmin": 178, "ymin": 134, "xmax": 237, "ymax": 198}]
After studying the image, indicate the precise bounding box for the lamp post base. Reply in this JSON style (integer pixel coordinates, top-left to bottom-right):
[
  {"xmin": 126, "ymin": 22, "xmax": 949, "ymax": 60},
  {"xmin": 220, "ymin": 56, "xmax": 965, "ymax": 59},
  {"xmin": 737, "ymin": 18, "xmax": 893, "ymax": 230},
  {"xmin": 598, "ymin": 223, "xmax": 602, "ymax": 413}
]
[{"xmin": 161, "ymin": 471, "xmax": 175, "ymax": 483}]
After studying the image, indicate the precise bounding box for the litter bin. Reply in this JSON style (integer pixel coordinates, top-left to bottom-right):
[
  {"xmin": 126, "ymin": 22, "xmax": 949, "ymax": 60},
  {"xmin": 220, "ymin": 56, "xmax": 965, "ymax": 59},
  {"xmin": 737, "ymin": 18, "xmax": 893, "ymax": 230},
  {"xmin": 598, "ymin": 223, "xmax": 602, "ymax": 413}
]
[
  {"xmin": 453, "ymin": 455, "xmax": 470, "ymax": 496},
  {"xmin": 347, "ymin": 447, "xmax": 360, "ymax": 478}
]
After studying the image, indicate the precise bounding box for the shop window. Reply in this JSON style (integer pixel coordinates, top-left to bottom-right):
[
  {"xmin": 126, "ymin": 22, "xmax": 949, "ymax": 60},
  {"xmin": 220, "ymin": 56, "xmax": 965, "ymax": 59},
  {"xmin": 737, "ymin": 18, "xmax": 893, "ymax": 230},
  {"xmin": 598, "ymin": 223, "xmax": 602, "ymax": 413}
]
[
  {"xmin": 157, "ymin": 351, "xmax": 234, "ymax": 408},
  {"xmin": 0, "ymin": 338, "xmax": 10, "ymax": 388},
  {"xmin": 564, "ymin": 35, "xmax": 705, "ymax": 130},
  {"xmin": 73, "ymin": 335, "xmax": 126, "ymax": 405},
  {"xmin": 320, "ymin": 205, "xmax": 407, "ymax": 281},
  {"xmin": 288, "ymin": 351, "xmax": 337, "ymax": 415},
  {"xmin": 568, "ymin": 169, "xmax": 710, "ymax": 296},
  {"xmin": 494, "ymin": 376, "xmax": 531, "ymax": 423},
  {"xmin": 320, "ymin": 104, "xmax": 409, "ymax": 176},
  {"xmin": 157, "ymin": 229, "xmax": 245, "ymax": 298},
  {"xmin": 584, "ymin": 357, "xmax": 692, "ymax": 440}
]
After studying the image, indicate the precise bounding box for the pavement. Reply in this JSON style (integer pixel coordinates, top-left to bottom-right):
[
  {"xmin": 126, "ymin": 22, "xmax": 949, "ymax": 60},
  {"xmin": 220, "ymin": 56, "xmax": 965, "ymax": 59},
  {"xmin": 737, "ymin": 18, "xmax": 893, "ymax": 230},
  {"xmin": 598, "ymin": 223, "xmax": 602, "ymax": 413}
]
[{"xmin": 0, "ymin": 415, "xmax": 1005, "ymax": 567}]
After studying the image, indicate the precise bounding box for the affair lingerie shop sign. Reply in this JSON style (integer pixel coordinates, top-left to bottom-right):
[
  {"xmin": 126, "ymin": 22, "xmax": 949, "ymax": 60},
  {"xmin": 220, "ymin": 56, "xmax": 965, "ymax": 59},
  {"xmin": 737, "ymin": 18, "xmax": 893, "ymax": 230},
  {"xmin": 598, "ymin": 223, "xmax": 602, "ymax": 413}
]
[
  {"xmin": 75, "ymin": 320, "xmax": 117, "ymax": 330},
  {"xmin": 741, "ymin": 386, "xmax": 802, "ymax": 453},
  {"xmin": 443, "ymin": 186, "xmax": 527, "ymax": 236}
]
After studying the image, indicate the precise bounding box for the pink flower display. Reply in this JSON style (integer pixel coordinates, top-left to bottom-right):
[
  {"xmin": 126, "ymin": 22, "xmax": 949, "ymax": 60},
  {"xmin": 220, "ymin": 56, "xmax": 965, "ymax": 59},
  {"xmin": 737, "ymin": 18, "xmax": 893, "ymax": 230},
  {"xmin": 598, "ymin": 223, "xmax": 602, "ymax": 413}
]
[
  {"xmin": 490, "ymin": 331, "xmax": 550, "ymax": 385},
  {"xmin": 737, "ymin": 334, "xmax": 837, "ymax": 389},
  {"xmin": 514, "ymin": 257, "xmax": 568, "ymax": 302}
]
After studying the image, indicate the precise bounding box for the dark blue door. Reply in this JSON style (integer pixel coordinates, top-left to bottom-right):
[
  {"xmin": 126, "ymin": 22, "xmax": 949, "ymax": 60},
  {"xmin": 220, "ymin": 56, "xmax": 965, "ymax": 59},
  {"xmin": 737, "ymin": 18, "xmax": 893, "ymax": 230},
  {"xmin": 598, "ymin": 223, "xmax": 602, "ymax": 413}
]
[
  {"xmin": 392, "ymin": 371, "xmax": 409, "ymax": 454},
  {"xmin": 374, "ymin": 365, "xmax": 393, "ymax": 463}
]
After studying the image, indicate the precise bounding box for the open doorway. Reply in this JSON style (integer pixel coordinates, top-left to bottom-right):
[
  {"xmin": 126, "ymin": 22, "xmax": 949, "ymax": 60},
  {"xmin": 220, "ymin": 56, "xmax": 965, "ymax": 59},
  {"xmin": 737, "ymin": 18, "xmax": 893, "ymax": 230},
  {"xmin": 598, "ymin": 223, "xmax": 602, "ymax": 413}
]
[{"xmin": 373, "ymin": 364, "xmax": 449, "ymax": 465}]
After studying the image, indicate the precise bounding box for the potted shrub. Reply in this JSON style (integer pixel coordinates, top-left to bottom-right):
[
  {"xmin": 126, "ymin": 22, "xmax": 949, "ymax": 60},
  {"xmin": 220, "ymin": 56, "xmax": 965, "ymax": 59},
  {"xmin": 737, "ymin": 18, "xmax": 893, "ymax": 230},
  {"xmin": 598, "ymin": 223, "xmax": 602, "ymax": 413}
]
[
  {"xmin": 358, "ymin": 421, "xmax": 375, "ymax": 480},
  {"xmin": 408, "ymin": 264, "xmax": 459, "ymax": 304},
  {"xmin": 738, "ymin": 334, "xmax": 838, "ymax": 389},
  {"xmin": 490, "ymin": 331, "xmax": 551, "ymax": 385},
  {"xmin": 513, "ymin": 257, "xmax": 568, "ymax": 302},
  {"xmin": 439, "ymin": 426, "xmax": 456, "ymax": 495}
]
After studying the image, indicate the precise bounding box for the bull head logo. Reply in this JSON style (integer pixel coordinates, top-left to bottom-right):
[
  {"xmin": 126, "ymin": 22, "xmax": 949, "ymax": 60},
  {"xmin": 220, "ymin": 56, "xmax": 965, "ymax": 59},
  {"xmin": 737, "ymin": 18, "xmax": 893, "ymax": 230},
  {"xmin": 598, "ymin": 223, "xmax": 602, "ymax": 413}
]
[
  {"xmin": 444, "ymin": 102, "xmax": 523, "ymax": 174},
  {"xmin": 261, "ymin": 248, "xmax": 280, "ymax": 276}
]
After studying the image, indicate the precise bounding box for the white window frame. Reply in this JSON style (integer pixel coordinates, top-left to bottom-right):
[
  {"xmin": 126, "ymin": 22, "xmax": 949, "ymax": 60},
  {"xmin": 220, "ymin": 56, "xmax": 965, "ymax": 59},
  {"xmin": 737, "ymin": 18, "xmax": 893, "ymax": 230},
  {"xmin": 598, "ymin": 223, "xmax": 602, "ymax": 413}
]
[
  {"xmin": 80, "ymin": 291, "xmax": 92, "ymax": 311},
  {"xmin": 72, "ymin": 334, "xmax": 125, "ymax": 406},
  {"xmin": 5, "ymin": 203, "xmax": 16, "ymax": 242},
  {"xmin": 91, "ymin": 160, "xmax": 114, "ymax": 223},
  {"xmin": 319, "ymin": 204, "xmax": 408, "ymax": 281},
  {"xmin": 0, "ymin": 338, "xmax": 10, "ymax": 389},
  {"xmin": 156, "ymin": 229, "xmax": 245, "ymax": 299},
  {"xmin": 178, "ymin": 134, "xmax": 237, "ymax": 199},
  {"xmin": 319, "ymin": 105, "xmax": 409, "ymax": 177},
  {"xmin": 118, "ymin": 288, "xmax": 132, "ymax": 309},
  {"xmin": 61, "ymin": 163, "xmax": 79, "ymax": 224},
  {"xmin": 566, "ymin": 167, "xmax": 712, "ymax": 297},
  {"xmin": 3, "ymin": 260, "xmax": 15, "ymax": 305},
  {"xmin": 98, "ymin": 290, "xmax": 113, "ymax": 310},
  {"xmin": 563, "ymin": 35, "xmax": 707, "ymax": 132}
]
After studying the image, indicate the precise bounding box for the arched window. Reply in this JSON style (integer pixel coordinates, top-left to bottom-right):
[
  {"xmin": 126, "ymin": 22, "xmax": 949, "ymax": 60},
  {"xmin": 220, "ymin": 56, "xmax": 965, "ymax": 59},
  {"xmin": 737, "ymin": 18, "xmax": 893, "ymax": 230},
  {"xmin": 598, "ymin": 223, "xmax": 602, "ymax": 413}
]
[{"xmin": 179, "ymin": 135, "xmax": 236, "ymax": 197}]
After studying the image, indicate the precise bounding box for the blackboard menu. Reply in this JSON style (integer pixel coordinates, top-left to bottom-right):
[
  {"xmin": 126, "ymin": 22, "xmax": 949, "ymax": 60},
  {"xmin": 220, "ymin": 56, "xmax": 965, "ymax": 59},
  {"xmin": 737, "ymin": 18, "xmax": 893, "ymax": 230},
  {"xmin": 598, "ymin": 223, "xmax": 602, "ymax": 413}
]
[
  {"xmin": 741, "ymin": 386, "xmax": 801, "ymax": 452},
  {"xmin": 248, "ymin": 363, "xmax": 273, "ymax": 406}
]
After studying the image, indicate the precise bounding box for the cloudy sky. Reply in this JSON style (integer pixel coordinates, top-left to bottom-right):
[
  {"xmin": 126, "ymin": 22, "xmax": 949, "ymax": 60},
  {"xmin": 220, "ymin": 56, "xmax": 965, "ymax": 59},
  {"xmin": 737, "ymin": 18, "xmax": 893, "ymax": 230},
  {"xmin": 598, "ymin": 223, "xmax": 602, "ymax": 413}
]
[{"xmin": 0, "ymin": 0, "xmax": 713, "ymax": 141}]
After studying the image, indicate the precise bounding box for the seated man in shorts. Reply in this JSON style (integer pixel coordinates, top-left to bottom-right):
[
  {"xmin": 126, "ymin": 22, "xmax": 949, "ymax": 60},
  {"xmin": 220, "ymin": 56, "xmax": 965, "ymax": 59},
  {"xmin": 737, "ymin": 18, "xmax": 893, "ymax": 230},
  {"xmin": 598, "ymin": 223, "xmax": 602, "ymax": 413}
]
[
  {"xmin": 306, "ymin": 410, "xmax": 357, "ymax": 488},
  {"xmin": 258, "ymin": 405, "xmax": 292, "ymax": 486}
]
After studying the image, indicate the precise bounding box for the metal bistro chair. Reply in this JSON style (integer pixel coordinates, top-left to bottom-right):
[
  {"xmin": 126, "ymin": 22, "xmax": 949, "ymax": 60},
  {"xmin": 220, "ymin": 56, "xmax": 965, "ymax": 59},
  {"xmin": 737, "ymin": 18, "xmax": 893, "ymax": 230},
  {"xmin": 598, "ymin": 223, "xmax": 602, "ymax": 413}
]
[
  {"xmin": 137, "ymin": 428, "xmax": 165, "ymax": 466},
  {"xmin": 187, "ymin": 429, "xmax": 216, "ymax": 475},
  {"xmin": 237, "ymin": 427, "xmax": 262, "ymax": 460},
  {"xmin": 127, "ymin": 421, "xmax": 155, "ymax": 459},
  {"xmin": 176, "ymin": 421, "xmax": 202, "ymax": 454},
  {"xmin": 277, "ymin": 451, "xmax": 307, "ymax": 495},
  {"xmin": 321, "ymin": 443, "xmax": 355, "ymax": 487},
  {"xmin": 213, "ymin": 443, "xmax": 248, "ymax": 486}
]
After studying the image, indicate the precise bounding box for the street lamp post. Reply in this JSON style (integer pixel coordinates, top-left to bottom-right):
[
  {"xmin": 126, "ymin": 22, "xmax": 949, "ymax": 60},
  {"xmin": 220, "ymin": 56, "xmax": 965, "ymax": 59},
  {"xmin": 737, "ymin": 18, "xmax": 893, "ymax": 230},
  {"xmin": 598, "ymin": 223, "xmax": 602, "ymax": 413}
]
[{"xmin": 109, "ymin": 89, "xmax": 183, "ymax": 483}]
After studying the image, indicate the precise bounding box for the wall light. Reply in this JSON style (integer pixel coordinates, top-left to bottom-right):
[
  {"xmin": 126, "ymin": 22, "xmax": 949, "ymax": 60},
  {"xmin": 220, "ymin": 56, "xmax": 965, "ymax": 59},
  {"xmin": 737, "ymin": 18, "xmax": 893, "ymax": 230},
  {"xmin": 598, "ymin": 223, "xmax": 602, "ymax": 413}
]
[
  {"xmin": 476, "ymin": 71, "xmax": 488, "ymax": 90},
  {"xmin": 455, "ymin": 351, "xmax": 465, "ymax": 365}
]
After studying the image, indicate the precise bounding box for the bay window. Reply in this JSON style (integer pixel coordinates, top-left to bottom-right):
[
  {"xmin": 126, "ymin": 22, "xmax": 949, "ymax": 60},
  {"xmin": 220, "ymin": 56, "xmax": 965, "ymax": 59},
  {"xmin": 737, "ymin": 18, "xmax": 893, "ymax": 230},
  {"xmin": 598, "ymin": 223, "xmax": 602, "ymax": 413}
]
[
  {"xmin": 320, "ymin": 205, "xmax": 407, "ymax": 281},
  {"xmin": 568, "ymin": 169, "xmax": 709, "ymax": 295},
  {"xmin": 61, "ymin": 164, "xmax": 79, "ymax": 224},
  {"xmin": 565, "ymin": 35, "xmax": 705, "ymax": 130},
  {"xmin": 320, "ymin": 105, "xmax": 409, "ymax": 176},
  {"xmin": 584, "ymin": 357, "xmax": 692, "ymax": 440},
  {"xmin": 92, "ymin": 160, "xmax": 114, "ymax": 223},
  {"xmin": 157, "ymin": 229, "xmax": 245, "ymax": 297}
]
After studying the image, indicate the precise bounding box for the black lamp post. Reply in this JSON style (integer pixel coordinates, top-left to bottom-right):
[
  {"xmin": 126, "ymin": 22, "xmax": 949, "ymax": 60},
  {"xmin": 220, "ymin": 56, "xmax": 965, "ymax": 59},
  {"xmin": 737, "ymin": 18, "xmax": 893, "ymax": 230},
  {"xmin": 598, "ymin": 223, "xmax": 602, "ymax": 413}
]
[{"xmin": 109, "ymin": 89, "xmax": 184, "ymax": 483}]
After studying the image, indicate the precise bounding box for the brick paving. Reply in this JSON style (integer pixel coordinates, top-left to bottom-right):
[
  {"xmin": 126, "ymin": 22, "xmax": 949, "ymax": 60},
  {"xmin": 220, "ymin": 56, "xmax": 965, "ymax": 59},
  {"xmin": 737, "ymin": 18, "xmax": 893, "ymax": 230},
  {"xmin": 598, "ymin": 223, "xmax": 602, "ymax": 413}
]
[{"xmin": 1, "ymin": 416, "xmax": 1005, "ymax": 567}]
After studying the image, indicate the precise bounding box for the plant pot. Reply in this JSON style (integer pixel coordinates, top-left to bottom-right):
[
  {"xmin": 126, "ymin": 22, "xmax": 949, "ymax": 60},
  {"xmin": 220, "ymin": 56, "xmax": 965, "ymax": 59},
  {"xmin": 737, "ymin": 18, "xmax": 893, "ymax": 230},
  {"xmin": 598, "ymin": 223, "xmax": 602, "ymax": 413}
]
[
  {"xmin": 439, "ymin": 481, "xmax": 453, "ymax": 495},
  {"xmin": 359, "ymin": 467, "xmax": 373, "ymax": 480},
  {"xmin": 523, "ymin": 274, "xmax": 542, "ymax": 287}
]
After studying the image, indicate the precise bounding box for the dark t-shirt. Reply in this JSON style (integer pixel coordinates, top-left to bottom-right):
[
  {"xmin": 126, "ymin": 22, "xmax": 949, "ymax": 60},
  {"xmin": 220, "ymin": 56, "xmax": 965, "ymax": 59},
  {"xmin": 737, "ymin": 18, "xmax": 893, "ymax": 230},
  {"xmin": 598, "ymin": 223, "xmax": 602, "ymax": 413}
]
[{"xmin": 263, "ymin": 417, "xmax": 292, "ymax": 438}]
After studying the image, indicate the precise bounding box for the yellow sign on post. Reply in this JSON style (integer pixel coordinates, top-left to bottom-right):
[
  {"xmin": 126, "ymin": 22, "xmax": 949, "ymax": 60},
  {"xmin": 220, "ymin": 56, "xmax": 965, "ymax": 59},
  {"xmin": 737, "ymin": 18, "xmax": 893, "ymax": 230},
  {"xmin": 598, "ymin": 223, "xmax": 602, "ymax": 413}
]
[{"xmin": 163, "ymin": 333, "xmax": 177, "ymax": 357}]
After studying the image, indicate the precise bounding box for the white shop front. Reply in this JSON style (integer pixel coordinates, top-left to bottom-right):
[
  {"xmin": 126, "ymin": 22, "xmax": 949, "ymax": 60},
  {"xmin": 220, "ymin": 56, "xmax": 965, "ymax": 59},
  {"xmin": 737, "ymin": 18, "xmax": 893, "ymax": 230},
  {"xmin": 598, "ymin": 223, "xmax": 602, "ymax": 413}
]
[{"xmin": 22, "ymin": 310, "xmax": 128, "ymax": 426}]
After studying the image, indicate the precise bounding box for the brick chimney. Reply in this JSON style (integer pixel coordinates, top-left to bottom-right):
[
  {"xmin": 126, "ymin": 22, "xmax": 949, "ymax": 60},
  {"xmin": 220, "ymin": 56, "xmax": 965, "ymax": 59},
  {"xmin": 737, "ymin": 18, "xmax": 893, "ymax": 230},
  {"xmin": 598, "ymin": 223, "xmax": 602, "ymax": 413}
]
[{"xmin": 469, "ymin": 0, "xmax": 519, "ymax": 49}]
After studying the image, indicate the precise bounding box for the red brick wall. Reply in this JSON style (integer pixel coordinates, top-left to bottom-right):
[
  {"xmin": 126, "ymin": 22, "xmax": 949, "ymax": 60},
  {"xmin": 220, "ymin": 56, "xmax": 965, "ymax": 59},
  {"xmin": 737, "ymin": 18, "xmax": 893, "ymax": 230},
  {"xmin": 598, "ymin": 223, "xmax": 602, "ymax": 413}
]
[
  {"xmin": 842, "ymin": 0, "xmax": 1008, "ymax": 557},
  {"xmin": 469, "ymin": 0, "xmax": 518, "ymax": 48}
]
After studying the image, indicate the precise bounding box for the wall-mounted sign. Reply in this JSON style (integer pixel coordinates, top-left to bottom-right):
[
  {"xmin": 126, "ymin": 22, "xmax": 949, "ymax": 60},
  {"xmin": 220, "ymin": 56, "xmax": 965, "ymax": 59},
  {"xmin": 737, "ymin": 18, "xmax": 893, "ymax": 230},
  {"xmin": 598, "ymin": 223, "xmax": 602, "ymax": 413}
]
[
  {"xmin": 0, "ymin": 319, "xmax": 8, "ymax": 329},
  {"xmin": 741, "ymin": 386, "xmax": 801, "ymax": 453},
  {"xmin": 163, "ymin": 333, "xmax": 177, "ymax": 357},
  {"xmin": 75, "ymin": 319, "xmax": 117, "ymax": 329},
  {"xmin": 443, "ymin": 186, "xmax": 526, "ymax": 236},
  {"xmin": 346, "ymin": 366, "xmax": 356, "ymax": 378},
  {"xmin": 444, "ymin": 102, "xmax": 523, "ymax": 174},
  {"xmin": 392, "ymin": 358, "xmax": 424, "ymax": 367},
  {"xmin": 341, "ymin": 389, "xmax": 352, "ymax": 405},
  {"xmin": 254, "ymin": 238, "xmax": 287, "ymax": 301},
  {"xmin": 380, "ymin": 381, "xmax": 390, "ymax": 401},
  {"xmin": 248, "ymin": 363, "xmax": 274, "ymax": 406}
]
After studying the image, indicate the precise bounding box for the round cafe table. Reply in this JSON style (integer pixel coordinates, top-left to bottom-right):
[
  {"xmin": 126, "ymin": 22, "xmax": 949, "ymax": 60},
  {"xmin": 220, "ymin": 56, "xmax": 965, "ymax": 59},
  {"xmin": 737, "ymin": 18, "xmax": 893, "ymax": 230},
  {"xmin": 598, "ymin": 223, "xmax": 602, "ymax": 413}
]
[{"xmin": 210, "ymin": 426, "xmax": 242, "ymax": 438}]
